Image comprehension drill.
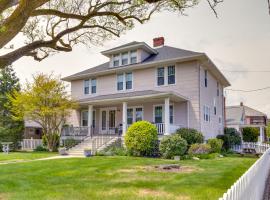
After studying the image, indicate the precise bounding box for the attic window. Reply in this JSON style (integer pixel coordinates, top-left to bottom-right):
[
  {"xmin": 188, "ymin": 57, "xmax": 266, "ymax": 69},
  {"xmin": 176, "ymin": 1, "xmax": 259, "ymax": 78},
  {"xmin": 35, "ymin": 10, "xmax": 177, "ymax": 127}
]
[
  {"xmin": 121, "ymin": 52, "xmax": 128, "ymax": 65},
  {"xmin": 130, "ymin": 50, "xmax": 137, "ymax": 64},
  {"xmin": 113, "ymin": 54, "xmax": 120, "ymax": 67}
]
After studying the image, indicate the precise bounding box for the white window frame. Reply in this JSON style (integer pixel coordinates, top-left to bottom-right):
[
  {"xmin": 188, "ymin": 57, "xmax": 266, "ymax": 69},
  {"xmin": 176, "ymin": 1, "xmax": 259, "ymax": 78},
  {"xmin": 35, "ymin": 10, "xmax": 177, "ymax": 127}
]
[
  {"xmin": 203, "ymin": 105, "xmax": 210, "ymax": 123},
  {"xmin": 80, "ymin": 109, "xmax": 96, "ymax": 127},
  {"xmin": 213, "ymin": 98, "xmax": 217, "ymax": 115},
  {"xmin": 130, "ymin": 50, "xmax": 137, "ymax": 64},
  {"xmin": 113, "ymin": 54, "xmax": 120, "ymax": 67},
  {"xmin": 127, "ymin": 106, "xmax": 144, "ymax": 125},
  {"xmin": 153, "ymin": 103, "xmax": 174, "ymax": 124},
  {"xmin": 116, "ymin": 72, "xmax": 133, "ymax": 92},
  {"xmin": 156, "ymin": 65, "xmax": 176, "ymax": 87},
  {"xmin": 121, "ymin": 52, "xmax": 129, "ymax": 66},
  {"xmin": 84, "ymin": 78, "xmax": 97, "ymax": 95}
]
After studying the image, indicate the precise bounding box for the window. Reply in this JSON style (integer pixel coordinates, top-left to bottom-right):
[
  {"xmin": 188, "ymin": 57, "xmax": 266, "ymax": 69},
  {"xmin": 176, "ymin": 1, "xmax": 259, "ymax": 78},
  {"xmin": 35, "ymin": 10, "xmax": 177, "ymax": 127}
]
[
  {"xmin": 217, "ymin": 82, "xmax": 219, "ymax": 96},
  {"xmin": 127, "ymin": 108, "xmax": 133, "ymax": 125},
  {"xmin": 157, "ymin": 67, "xmax": 165, "ymax": 86},
  {"xmin": 113, "ymin": 54, "xmax": 120, "ymax": 67},
  {"xmin": 91, "ymin": 78, "xmax": 96, "ymax": 94},
  {"xmin": 125, "ymin": 72, "xmax": 133, "ymax": 90},
  {"xmin": 84, "ymin": 80, "xmax": 89, "ymax": 94},
  {"xmin": 170, "ymin": 105, "xmax": 174, "ymax": 124},
  {"xmin": 117, "ymin": 74, "xmax": 124, "ymax": 91},
  {"xmin": 214, "ymin": 98, "xmax": 217, "ymax": 115},
  {"xmin": 135, "ymin": 107, "xmax": 143, "ymax": 122},
  {"xmin": 154, "ymin": 106, "xmax": 163, "ymax": 123},
  {"xmin": 203, "ymin": 106, "xmax": 210, "ymax": 122},
  {"xmin": 82, "ymin": 111, "xmax": 88, "ymax": 126},
  {"xmin": 121, "ymin": 52, "xmax": 128, "ymax": 65},
  {"xmin": 130, "ymin": 50, "xmax": 137, "ymax": 64},
  {"xmin": 204, "ymin": 70, "xmax": 208, "ymax": 87},
  {"xmin": 168, "ymin": 66, "xmax": 175, "ymax": 85},
  {"xmin": 219, "ymin": 116, "xmax": 222, "ymax": 124}
]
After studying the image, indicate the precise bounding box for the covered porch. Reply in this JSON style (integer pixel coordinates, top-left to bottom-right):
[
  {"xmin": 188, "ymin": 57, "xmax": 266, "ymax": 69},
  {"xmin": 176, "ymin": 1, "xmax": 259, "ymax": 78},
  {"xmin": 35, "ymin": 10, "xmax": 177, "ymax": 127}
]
[{"xmin": 63, "ymin": 90, "xmax": 190, "ymax": 137}]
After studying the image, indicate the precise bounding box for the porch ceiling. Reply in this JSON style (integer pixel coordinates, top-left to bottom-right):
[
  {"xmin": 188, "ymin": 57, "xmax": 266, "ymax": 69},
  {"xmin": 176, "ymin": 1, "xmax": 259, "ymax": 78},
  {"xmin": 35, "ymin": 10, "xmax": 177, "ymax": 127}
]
[{"xmin": 77, "ymin": 90, "xmax": 189, "ymax": 106}]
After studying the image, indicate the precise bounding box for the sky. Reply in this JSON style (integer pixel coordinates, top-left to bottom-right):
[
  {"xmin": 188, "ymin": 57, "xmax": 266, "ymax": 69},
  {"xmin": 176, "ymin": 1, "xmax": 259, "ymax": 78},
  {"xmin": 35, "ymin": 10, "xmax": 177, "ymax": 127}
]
[{"xmin": 10, "ymin": 0, "xmax": 270, "ymax": 115}]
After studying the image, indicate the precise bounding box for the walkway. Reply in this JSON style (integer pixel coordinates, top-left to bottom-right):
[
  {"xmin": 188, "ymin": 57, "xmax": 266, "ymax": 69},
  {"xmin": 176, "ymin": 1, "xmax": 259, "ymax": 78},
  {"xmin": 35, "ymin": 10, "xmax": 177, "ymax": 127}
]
[{"xmin": 263, "ymin": 170, "xmax": 270, "ymax": 200}]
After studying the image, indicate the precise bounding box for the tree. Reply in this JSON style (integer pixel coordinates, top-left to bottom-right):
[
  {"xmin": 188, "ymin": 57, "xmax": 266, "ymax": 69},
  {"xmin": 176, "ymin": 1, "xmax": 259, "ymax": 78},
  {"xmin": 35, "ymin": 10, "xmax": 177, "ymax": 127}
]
[
  {"xmin": 0, "ymin": 0, "xmax": 224, "ymax": 68},
  {"xmin": 9, "ymin": 73, "xmax": 77, "ymax": 151},
  {"xmin": 0, "ymin": 66, "xmax": 24, "ymax": 149},
  {"xmin": 242, "ymin": 127, "xmax": 259, "ymax": 142}
]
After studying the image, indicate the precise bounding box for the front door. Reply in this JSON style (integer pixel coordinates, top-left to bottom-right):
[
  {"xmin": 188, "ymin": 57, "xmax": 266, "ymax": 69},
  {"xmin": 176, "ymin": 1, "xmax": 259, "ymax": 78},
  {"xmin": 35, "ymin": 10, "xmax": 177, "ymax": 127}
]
[{"xmin": 100, "ymin": 108, "xmax": 116, "ymax": 134}]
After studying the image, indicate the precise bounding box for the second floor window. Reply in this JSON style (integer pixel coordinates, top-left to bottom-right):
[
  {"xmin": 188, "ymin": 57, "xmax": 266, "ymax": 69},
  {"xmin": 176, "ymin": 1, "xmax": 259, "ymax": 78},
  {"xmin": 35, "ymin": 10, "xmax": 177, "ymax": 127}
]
[
  {"xmin": 157, "ymin": 67, "xmax": 165, "ymax": 86},
  {"xmin": 130, "ymin": 50, "xmax": 137, "ymax": 64},
  {"xmin": 91, "ymin": 78, "xmax": 96, "ymax": 94},
  {"xmin": 117, "ymin": 74, "xmax": 124, "ymax": 91},
  {"xmin": 126, "ymin": 72, "xmax": 132, "ymax": 90},
  {"xmin": 168, "ymin": 65, "xmax": 175, "ymax": 85},
  {"xmin": 84, "ymin": 80, "xmax": 89, "ymax": 94},
  {"xmin": 121, "ymin": 52, "xmax": 128, "ymax": 65},
  {"xmin": 113, "ymin": 54, "xmax": 120, "ymax": 67},
  {"xmin": 204, "ymin": 70, "xmax": 208, "ymax": 87}
]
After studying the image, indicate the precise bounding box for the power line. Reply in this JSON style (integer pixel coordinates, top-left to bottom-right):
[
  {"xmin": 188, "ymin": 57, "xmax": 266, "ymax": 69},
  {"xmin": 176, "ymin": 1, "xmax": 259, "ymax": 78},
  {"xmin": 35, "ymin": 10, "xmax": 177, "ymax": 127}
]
[
  {"xmin": 221, "ymin": 70, "xmax": 270, "ymax": 73},
  {"xmin": 226, "ymin": 86, "xmax": 270, "ymax": 92}
]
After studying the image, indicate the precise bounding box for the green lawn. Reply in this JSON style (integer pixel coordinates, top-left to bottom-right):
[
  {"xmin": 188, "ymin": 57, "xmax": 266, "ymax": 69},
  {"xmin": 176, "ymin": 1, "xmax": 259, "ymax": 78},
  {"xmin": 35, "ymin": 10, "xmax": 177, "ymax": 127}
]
[
  {"xmin": 0, "ymin": 152, "xmax": 57, "ymax": 163},
  {"xmin": 0, "ymin": 155, "xmax": 256, "ymax": 200}
]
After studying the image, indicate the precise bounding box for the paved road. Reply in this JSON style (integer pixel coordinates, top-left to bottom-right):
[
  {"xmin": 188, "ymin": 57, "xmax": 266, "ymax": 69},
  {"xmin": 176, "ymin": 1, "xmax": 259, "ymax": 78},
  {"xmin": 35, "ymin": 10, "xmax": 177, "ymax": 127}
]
[{"xmin": 263, "ymin": 171, "xmax": 270, "ymax": 200}]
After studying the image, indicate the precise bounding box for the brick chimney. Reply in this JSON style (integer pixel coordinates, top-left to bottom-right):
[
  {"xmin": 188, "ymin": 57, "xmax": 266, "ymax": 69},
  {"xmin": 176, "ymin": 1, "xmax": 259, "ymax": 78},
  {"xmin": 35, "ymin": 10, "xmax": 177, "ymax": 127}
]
[
  {"xmin": 153, "ymin": 37, "xmax": 164, "ymax": 47},
  {"xmin": 240, "ymin": 102, "xmax": 243, "ymax": 106}
]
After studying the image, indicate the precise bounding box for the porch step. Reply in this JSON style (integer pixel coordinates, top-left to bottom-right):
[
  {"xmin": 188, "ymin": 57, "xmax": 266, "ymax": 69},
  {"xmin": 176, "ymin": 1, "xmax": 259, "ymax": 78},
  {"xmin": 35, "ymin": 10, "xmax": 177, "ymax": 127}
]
[{"xmin": 67, "ymin": 135, "xmax": 120, "ymax": 156}]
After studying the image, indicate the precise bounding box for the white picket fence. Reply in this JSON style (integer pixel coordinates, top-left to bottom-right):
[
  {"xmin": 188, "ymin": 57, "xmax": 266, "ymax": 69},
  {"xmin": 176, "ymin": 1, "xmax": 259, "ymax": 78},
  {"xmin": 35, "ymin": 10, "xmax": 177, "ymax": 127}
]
[
  {"xmin": 219, "ymin": 142, "xmax": 270, "ymax": 200},
  {"xmin": 21, "ymin": 138, "xmax": 42, "ymax": 150}
]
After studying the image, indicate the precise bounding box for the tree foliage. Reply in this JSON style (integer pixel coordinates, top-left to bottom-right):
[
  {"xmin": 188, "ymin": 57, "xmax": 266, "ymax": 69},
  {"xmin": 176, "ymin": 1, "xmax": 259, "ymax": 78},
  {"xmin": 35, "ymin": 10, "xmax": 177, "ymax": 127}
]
[
  {"xmin": 8, "ymin": 73, "xmax": 77, "ymax": 151},
  {"xmin": 242, "ymin": 127, "xmax": 259, "ymax": 143},
  {"xmin": 0, "ymin": 0, "xmax": 224, "ymax": 68},
  {"xmin": 0, "ymin": 65, "xmax": 23, "ymax": 149}
]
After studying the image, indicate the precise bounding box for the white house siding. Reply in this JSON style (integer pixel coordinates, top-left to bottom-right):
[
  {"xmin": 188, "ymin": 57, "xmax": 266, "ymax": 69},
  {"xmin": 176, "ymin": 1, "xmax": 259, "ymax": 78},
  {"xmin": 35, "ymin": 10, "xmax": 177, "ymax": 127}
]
[{"xmin": 199, "ymin": 65, "xmax": 224, "ymax": 139}]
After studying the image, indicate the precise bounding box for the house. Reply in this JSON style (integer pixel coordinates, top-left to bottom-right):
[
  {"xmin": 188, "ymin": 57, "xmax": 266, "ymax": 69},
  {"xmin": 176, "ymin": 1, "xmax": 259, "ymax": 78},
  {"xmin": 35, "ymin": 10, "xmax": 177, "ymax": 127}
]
[
  {"xmin": 62, "ymin": 37, "xmax": 230, "ymax": 153},
  {"xmin": 226, "ymin": 102, "xmax": 267, "ymax": 142}
]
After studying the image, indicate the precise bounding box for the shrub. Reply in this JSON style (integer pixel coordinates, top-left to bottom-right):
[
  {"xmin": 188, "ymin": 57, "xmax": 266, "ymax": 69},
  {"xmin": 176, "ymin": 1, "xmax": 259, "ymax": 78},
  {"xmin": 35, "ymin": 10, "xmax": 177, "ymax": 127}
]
[
  {"xmin": 34, "ymin": 145, "xmax": 48, "ymax": 152},
  {"xmin": 217, "ymin": 128, "xmax": 241, "ymax": 150},
  {"xmin": 159, "ymin": 134, "xmax": 188, "ymax": 159},
  {"xmin": 176, "ymin": 128, "xmax": 204, "ymax": 146},
  {"xmin": 42, "ymin": 133, "xmax": 60, "ymax": 152},
  {"xmin": 242, "ymin": 127, "xmax": 259, "ymax": 142},
  {"xmin": 124, "ymin": 121, "xmax": 158, "ymax": 156},
  {"xmin": 102, "ymin": 139, "xmax": 128, "ymax": 156},
  {"xmin": 207, "ymin": 138, "xmax": 223, "ymax": 153},
  {"xmin": 188, "ymin": 143, "xmax": 211, "ymax": 155},
  {"xmin": 63, "ymin": 138, "xmax": 79, "ymax": 149}
]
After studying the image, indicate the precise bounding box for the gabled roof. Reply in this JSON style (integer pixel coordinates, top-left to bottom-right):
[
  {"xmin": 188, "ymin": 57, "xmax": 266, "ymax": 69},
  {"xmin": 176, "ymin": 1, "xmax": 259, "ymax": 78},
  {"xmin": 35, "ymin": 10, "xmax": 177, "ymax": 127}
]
[{"xmin": 226, "ymin": 105, "xmax": 267, "ymax": 125}]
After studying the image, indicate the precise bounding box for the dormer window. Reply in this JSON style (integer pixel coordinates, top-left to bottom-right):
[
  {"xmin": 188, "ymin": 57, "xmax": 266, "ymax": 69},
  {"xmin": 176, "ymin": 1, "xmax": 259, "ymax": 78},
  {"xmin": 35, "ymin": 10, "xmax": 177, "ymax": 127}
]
[
  {"xmin": 130, "ymin": 50, "xmax": 137, "ymax": 64},
  {"xmin": 121, "ymin": 52, "xmax": 128, "ymax": 65},
  {"xmin": 113, "ymin": 54, "xmax": 120, "ymax": 67}
]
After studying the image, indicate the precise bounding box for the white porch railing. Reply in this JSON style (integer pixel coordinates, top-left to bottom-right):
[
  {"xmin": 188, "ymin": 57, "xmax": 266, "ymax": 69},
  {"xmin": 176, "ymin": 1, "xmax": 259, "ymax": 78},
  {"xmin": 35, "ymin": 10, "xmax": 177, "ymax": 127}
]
[
  {"xmin": 219, "ymin": 142, "xmax": 270, "ymax": 200},
  {"xmin": 21, "ymin": 138, "xmax": 42, "ymax": 150},
  {"xmin": 155, "ymin": 123, "xmax": 165, "ymax": 135}
]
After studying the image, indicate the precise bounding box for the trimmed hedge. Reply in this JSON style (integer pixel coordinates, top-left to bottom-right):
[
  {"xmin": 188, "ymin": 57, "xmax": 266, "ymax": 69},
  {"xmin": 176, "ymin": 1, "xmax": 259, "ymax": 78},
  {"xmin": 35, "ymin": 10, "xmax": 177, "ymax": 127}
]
[
  {"xmin": 207, "ymin": 138, "xmax": 223, "ymax": 153},
  {"xmin": 176, "ymin": 128, "xmax": 204, "ymax": 146},
  {"xmin": 124, "ymin": 121, "xmax": 158, "ymax": 156},
  {"xmin": 159, "ymin": 134, "xmax": 187, "ymax": 159},
  {"xmin": 242, "ymin": 127, "xmax": 259, "ymax": 142}
]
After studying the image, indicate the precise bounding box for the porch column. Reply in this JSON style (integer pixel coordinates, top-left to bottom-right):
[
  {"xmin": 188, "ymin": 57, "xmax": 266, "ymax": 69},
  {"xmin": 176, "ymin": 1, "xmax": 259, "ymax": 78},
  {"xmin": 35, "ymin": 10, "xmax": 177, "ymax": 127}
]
[
  {"xmin": 88, "ymin": 105, "xmax": 93, "ymax": 136},
  {"xmin": 259, "ymin": 126, "xmax": 264, "ymax": 143},
  {"xmin": 164, "ymin": 97, "xmax": 170, "ymax": 135},
  {"xmin": 122, "ymin": 102, "xmax": 127, "ymax": 136}
]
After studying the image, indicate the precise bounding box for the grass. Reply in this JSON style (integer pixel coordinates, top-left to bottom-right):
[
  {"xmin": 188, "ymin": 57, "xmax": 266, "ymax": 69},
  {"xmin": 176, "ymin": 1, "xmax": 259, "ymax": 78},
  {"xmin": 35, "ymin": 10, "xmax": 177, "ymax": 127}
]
[
  {"xmin": 0, "ymin": 155, "xmax": 256, "ymax": 200},
  {"xmin": 0, "ymin": 152, "xmax": 57, "ymax": 163}
]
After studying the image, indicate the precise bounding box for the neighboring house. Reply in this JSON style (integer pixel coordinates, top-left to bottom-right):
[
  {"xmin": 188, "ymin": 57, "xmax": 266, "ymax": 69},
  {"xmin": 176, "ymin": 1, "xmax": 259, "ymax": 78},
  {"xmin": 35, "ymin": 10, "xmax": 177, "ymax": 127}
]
[
  {"xmin": 226, "ymin": 102, "xmax": 267, "ymax": 142},
  {"xmin": 24, "ymin": 120, "xmax": 43, "ymax": 139},
  {"xmin": 62, "ymin": 37, "xmax": 230, "ymax": 142}
]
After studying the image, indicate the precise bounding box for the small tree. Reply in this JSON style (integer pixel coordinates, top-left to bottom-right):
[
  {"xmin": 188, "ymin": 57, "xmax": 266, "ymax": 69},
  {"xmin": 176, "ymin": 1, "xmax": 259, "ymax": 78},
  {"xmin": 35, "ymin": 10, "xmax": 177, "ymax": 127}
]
[
  {"xmin": 9, "ymin": 73, "xmax": 77, "ymax": 151},
  {"xmin": 217, "ymin": 128, "xmax": 241, "ymax": 151},
  {"xmin": 124, "ymin": 121, "xmax": 158, "ymax": 156},
  {"xmin": 242, "ymin": 127, "xmax": 259, "ymax": 142},
  {"xmin": 0, "ymin": 66, "xmax": 24, "ymax": 149}
]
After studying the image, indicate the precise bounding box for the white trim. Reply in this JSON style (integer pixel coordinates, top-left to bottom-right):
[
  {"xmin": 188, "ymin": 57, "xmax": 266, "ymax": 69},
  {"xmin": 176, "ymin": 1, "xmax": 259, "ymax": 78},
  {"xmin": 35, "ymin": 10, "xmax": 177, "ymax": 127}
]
[
  {"xmin": 153, "ymin": 103, "xmax": 174, "ymax": 124},
  {"xmin": 155, "ymin": 65, "xmax": 176, "ymax": 87},
  {"xmin": 84, "ymin": 78, "xmax": 97, "ymax": 95},
  {"xmin": 80, "ymin": 109, "xmax": 96, "ymax": 127},
  {"xmin": 116, "ymin": 72, "xmax": 133, "ymax": 92},
  {"xmin": 127, "ymin": 106, "xmax": 144, "ymax": 124},
  {"xmin": 99, "ymin": 107, "xmax": 117, "ymax": 134}
]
